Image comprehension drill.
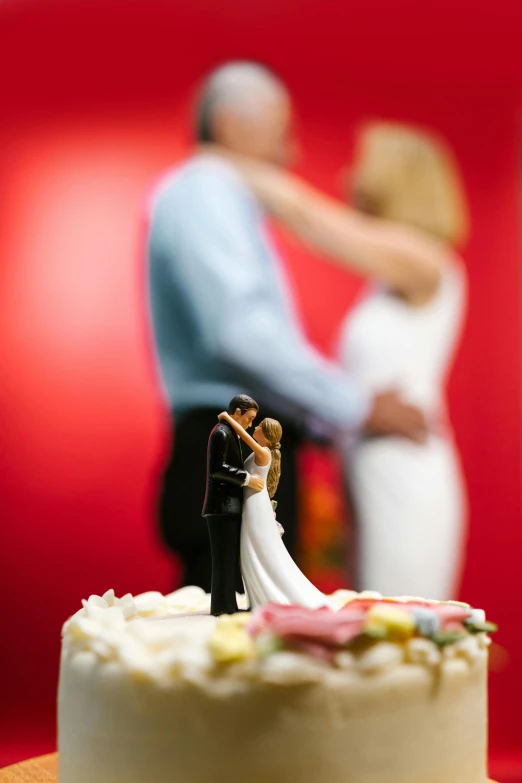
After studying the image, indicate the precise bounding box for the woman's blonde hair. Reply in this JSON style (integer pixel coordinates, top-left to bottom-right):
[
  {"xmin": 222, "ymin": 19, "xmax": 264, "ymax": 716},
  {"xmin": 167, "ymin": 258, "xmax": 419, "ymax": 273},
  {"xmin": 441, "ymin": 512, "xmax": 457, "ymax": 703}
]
[
  {"xmin": 351, "ymin": 121, "xmax": 469, "ymax": 246},
  {"xmin": 261, "ymin": 418, "xmax": 283, "ymax": 499}
]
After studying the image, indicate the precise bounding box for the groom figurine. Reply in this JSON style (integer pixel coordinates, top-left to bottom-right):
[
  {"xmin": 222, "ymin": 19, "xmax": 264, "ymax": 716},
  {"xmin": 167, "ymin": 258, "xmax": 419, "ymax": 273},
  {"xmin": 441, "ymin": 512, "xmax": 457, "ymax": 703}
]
[{"xmin": 203, "ymin": 394, "xmax": 265, "ymax": 616}]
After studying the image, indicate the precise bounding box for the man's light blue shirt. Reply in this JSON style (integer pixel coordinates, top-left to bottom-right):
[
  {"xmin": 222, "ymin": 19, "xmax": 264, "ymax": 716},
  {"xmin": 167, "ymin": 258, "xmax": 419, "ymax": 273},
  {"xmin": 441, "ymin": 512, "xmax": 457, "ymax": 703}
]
[{"xmin": 146, "ymin": 154, "xmax": 369, "ymax": 431}]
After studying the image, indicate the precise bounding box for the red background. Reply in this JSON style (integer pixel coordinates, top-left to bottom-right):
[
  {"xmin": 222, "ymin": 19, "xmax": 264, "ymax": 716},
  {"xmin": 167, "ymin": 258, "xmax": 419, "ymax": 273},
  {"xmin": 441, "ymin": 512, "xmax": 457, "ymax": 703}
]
[{"xmin": 1, "ymin": 0, "xmax": 521, "ymax": 776}]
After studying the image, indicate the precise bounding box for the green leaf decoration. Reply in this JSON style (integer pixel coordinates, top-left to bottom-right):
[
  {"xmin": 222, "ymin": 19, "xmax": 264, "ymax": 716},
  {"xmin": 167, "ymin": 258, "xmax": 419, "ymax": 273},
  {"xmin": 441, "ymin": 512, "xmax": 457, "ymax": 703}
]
[
  {"xmin": 464, "ymin": 620, "xmax": 498, "ymax": 634},
  {"xmin": 254, "ymin": 633, "xmax": 286, "ymax": 658},
  {"xmin": 364, "ymin": 626, "xmax": 389, "ymax": 640},
  {"xmin": 432, "ymin": 631, "xmax": 467, "ymax": 647}
]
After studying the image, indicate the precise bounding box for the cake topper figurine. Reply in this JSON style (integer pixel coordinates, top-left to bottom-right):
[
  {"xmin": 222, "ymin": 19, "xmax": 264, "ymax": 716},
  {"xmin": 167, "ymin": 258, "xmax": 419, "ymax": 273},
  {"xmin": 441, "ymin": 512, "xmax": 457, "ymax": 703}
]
[
  {"xmin": 209, "ymin": 397, "xmax": 335, "ymax": 612},
  {"xmin": 202, "ymin": 395, "xmax": 264, "ymax": 616}
]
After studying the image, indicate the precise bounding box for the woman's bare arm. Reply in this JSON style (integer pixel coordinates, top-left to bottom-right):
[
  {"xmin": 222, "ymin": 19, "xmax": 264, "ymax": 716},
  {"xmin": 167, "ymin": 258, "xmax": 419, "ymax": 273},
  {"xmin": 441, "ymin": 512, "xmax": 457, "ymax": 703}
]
[
  {"xmin": 233, "ymin": 160, "xmax": 446, "ymax": 305},
  {"xmin": 218, "ymin": 412, "xmax": 270, "ymax": 466}
]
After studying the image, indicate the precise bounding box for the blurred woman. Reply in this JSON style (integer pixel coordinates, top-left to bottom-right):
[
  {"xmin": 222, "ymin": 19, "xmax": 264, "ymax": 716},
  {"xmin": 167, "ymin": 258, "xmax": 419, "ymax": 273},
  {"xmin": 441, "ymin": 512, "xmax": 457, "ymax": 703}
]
[{"xmin": 229, "ymin": 122, "xmax": 469, "ymax": 599}]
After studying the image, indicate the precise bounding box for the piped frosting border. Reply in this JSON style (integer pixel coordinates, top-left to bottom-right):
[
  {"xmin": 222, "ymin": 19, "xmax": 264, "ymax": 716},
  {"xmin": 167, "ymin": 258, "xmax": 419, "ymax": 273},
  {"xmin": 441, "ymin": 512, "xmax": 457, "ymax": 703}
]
[{"xmin": 61, "ymin": 587, "xmax": 495, "ymax": 687}]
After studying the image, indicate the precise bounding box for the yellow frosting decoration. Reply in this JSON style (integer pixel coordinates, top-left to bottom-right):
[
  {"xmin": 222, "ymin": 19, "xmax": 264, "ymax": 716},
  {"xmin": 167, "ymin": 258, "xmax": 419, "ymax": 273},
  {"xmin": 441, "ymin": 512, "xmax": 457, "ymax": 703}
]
[
  {"xmin": 365, "ymin": 605, "xmax": 416, "ymax": 640},
  {"xmin": 208, "ymin": 614, "xmax": 256, "ymax": 664}
]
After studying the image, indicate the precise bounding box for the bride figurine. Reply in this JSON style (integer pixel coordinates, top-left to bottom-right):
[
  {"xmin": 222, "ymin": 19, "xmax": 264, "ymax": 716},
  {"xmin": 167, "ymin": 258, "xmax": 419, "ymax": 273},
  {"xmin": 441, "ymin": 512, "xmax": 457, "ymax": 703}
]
[{"xmin": 218, "ymin": 411, "xmax": 334, "ymax": 610}]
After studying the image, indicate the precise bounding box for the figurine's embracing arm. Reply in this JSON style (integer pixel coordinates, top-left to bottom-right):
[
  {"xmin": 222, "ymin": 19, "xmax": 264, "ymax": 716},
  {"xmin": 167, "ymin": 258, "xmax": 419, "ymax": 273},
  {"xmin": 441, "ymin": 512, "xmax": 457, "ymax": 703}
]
[
  {"xmin": 218, "ymin": 412, "xmax": 270, "ymax": 467},
  {"xmin": 208, "ymin": 427, "xmax": 248, "ymax": 486}
]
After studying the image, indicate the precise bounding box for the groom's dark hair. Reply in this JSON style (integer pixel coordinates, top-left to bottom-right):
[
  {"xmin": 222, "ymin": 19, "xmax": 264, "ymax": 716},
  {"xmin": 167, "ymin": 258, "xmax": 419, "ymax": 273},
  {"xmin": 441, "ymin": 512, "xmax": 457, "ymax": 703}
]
[{"xmin": 228, "ymin": 394, "xmax": 259, "ymax": 415}]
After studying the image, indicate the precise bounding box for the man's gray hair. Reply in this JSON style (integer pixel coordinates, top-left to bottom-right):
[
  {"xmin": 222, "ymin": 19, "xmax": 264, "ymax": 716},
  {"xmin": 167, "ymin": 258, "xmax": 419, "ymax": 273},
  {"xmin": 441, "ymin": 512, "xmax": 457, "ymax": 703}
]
[{"xmin": 195, "ymin": 61, "xmax": 287, "ymax": 143}]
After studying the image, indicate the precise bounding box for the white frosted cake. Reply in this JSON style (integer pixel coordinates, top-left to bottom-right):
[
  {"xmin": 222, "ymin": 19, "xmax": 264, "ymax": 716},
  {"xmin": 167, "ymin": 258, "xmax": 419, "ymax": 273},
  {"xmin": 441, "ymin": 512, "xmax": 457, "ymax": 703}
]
[{"xmin": 58, "ymin": 586, "xmax": 495, "ymax": 783}]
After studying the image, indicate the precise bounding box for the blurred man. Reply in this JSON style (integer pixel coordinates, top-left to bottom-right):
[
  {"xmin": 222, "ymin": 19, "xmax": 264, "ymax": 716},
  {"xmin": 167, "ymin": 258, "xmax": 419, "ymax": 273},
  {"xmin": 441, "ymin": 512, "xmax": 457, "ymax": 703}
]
[{"xmin": 146, "ymin": 62, "xmax": 426, "ymax": 590}]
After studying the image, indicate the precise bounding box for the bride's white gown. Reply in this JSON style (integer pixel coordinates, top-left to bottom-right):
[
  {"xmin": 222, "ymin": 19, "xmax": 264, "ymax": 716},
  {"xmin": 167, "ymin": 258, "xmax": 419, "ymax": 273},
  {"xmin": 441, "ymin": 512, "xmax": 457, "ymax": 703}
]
[
  {"xmin": 338, "ymin": 263, "xmax": 467, "ymax": 600},
  {"xmin": 241, "ymin": 452, "xmax": 331, "ymax": 609}
]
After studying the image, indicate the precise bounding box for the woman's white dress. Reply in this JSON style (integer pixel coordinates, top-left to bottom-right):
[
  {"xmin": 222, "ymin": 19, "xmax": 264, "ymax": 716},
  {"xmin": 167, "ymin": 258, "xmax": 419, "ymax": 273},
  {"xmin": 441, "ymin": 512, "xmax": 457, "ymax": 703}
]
[
  {"xmin": 241, "ymin": 452, "xmax": 331, "ymax": 609},
  {"xmin": 338, "ymin": 263, "xmax": 467, "ymax": 600}
]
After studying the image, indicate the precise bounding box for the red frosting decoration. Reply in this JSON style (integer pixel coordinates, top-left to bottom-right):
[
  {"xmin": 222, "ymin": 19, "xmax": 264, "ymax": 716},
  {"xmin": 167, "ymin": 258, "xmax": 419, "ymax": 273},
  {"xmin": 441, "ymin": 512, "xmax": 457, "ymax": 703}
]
[{"xmin": 248, "ymin": 603, "xmax": 366, "ymax": 647}]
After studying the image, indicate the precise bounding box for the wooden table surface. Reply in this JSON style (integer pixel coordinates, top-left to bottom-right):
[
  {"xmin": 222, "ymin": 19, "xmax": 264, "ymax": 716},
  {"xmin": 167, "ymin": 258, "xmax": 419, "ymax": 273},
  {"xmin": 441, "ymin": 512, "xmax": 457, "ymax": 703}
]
[
  {"xmin": 0, "ymin": 755, "xmax": 57, "ymax": 782},
  {"xmin": 0, "ymin": 754, "xmax": 499, "ymax": 782}
]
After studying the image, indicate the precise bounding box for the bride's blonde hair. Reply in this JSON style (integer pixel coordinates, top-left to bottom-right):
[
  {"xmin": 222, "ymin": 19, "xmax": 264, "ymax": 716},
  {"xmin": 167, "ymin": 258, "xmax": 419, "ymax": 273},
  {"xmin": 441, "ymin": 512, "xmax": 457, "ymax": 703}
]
[
  {"xmin": 261, "ymin": 418, "xmax": 282, "ymax": 499},
  {"xmin": 351, "ymin": 121, "xmax": 469, "ymax": 246}
]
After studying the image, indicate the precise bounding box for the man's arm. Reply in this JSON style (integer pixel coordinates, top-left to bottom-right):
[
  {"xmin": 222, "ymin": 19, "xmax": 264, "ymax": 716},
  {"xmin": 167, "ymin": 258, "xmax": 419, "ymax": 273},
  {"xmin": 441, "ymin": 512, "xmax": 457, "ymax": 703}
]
[
  {"xmin": 157, "ymin": 161, "xmax": 369, "ymax": 432},
  {"xmin": 208, "ymin": 428, "xmax": 248, "ymax": 486}
]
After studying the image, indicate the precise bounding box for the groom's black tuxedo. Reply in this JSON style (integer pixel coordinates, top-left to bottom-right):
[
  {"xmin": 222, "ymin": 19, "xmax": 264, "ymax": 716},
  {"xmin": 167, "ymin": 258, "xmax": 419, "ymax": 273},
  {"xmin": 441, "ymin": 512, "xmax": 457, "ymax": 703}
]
[
  {"xmin": 202, "ymin": 421, "xmax": 248, "ymax": 616},
  {"xmin": 202, "ymin": 421, "xmax": 247, "ymax": 516}
]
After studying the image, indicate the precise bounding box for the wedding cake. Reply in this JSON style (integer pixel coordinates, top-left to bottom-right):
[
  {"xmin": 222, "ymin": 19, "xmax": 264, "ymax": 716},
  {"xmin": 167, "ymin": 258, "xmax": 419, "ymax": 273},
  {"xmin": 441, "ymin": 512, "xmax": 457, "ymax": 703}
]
[{"xmin": 58, "ymin": 586, "xmax": 495, "ymax": 783}]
